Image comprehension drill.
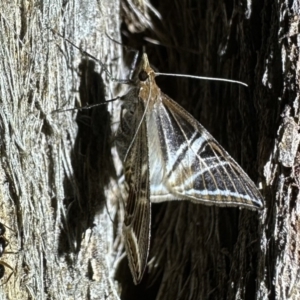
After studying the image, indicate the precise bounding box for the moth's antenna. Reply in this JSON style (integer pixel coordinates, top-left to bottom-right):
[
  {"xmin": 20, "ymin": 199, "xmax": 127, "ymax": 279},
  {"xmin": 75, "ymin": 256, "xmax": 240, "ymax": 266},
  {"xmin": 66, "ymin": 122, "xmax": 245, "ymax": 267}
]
[
  {"xmin": 50, "ymin": 29, "xmax": 130, "ymax": 84},
  {"xmin": 155, "ymin": 72, "xmax": 248, "ymax": 87}
]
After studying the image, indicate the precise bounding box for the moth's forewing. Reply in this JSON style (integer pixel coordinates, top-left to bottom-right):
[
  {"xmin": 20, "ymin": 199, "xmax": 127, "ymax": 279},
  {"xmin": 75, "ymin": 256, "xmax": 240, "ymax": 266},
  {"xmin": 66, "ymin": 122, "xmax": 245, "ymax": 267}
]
[{"xmin": 117, "ymin": 93, "xmax": 151, "ymax": 284}]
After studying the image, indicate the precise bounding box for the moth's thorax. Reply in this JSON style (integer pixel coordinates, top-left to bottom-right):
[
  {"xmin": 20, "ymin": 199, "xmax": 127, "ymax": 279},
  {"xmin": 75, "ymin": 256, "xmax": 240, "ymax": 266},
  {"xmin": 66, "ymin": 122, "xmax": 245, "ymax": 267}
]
[
  {"xmin": 138, "ymin": 75, "xmax": 160, "ymax": 108},
  {"xmin": 133, "ymin": 53, "xmax": 161, "ymax": 107}
]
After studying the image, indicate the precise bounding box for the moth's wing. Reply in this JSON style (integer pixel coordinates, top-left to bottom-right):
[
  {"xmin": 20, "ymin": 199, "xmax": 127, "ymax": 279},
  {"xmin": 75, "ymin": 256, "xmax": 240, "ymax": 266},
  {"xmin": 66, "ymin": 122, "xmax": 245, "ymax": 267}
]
[
  {"xmin": 149, "ymin": 93, "xmax": 263, "ymax": 210},
  {"xmin": 123, "ymin": 102, "xmax": 151, "ymax": 284}
]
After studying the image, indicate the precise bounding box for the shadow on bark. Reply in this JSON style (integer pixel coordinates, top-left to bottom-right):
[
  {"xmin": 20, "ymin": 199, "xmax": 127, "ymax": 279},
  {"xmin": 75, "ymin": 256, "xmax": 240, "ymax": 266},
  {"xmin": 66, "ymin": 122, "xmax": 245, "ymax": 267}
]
[{"xmin": 58, "ymin": 59, "xmax": 116, "ymax": 258}]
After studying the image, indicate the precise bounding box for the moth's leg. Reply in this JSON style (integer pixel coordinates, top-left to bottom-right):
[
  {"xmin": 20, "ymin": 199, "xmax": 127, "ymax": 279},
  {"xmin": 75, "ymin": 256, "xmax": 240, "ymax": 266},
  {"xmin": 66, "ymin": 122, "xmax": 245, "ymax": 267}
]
[
  {"xmin": 0, "ymin": 260, "xmax": 14, "ymax": 285},
  {"xmin": 119, "ymin": 105, "xmax": 126, "ymax": 131},
  {"xmin": 0, "ymin": 236, "xmax": 9, "ymax": 258},
  {"xmin": 0, "ymin": 222, "xmax": 14, "ymax": 237},
  {"xmin": 0, "ymin": 223, "xmax": 6, "ymax": 236},
  {"xmin": 128, "ymin": 50, "xmax": 140, "ymax": 80}
]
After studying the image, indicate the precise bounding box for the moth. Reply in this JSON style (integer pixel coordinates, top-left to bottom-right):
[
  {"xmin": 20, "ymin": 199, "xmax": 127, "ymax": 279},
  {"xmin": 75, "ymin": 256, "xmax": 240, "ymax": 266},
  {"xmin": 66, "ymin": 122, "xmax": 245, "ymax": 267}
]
[{"xmin": 115, "ymin": 53, "xmax": 263, "ymax": 284}]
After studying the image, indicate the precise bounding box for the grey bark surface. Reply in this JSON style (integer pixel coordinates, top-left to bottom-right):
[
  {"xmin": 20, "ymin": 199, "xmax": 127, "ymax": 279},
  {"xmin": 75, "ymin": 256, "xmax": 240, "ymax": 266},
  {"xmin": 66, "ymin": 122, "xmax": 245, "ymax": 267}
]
[
  {"xmin": 0, "ymin": 0, "xmax": 299, "ymax": 299},
  {"xmin": 0, "ymin": 0, "xmax": 121, "ymax": 299}
]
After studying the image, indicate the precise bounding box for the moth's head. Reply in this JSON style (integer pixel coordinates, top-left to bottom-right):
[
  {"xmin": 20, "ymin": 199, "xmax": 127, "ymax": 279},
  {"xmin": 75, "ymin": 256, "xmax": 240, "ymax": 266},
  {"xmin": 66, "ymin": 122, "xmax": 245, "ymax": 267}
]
[{"xmin": 132, "ymin": 53, "xmax": 155, "ymax": 84}]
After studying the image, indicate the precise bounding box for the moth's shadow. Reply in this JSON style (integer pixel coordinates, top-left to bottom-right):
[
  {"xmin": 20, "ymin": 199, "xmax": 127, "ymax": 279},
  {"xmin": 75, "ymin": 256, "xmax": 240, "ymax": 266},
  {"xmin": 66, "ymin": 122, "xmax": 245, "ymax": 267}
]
[{"xmin": 58, "ymin": 58, "xmax": 116, "ymax": 256}]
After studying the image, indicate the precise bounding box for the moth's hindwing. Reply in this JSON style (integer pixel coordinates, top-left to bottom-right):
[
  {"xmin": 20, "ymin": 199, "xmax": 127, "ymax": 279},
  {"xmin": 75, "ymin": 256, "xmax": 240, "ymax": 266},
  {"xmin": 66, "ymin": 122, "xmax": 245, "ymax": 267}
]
[{"xmin": 148, "ymin": 92, "xmax": 263, "ymax": 209}]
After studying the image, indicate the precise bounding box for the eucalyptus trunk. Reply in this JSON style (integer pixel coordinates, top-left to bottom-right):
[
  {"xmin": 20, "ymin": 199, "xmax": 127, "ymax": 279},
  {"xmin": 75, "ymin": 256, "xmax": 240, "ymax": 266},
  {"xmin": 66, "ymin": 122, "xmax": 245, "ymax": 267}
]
[{"xmin": 0, "ymin": 0, "xmax": 298, "ymax": 299}]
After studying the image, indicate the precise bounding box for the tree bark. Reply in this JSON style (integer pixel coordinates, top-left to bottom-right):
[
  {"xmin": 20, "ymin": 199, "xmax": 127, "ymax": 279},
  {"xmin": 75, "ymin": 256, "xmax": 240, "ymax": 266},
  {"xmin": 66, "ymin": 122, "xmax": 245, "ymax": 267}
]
[
  {"xmin": 119, "ymin": 0, "xmax": 300, "ymax": 299},
  {"xmin": 0, "ymin": 0, "xmax": 121, "ymax": 299},
  {"xmin": 0, "ymin": 0, "xmax": 299, "ymax": 299}
]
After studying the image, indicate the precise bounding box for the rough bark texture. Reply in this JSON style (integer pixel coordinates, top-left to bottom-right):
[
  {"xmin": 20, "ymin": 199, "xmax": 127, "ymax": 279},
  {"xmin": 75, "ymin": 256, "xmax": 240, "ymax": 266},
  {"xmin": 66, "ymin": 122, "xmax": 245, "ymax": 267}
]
[
  {"xmin": 0, "ymin": 0, "xmax": 121, "ymax": 299},
  {"xmin": 120, "ymin": 0, "xmax": 300, "ymax": 299},
  {"xmin": 0, "ymin": 0, "xmax": 299, "ymax": 299}
]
